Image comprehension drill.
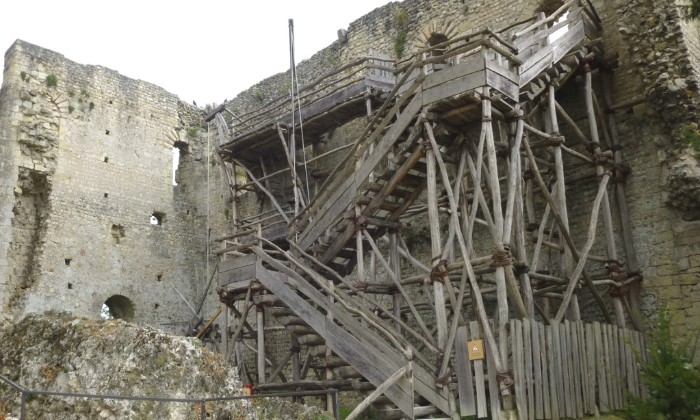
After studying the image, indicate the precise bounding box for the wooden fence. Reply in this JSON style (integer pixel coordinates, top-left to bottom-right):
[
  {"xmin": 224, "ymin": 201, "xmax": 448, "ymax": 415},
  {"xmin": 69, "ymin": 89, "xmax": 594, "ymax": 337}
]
[{"xmin": 457, "ymin": 320, "xmax": 648, "ymax": 419}]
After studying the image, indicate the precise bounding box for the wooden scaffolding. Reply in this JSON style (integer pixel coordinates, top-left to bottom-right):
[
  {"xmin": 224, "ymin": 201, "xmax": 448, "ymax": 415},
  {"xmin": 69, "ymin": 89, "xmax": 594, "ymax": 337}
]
[{"xmin": 208, "ymin": 2, "xmax": 647, "ymax": 418}]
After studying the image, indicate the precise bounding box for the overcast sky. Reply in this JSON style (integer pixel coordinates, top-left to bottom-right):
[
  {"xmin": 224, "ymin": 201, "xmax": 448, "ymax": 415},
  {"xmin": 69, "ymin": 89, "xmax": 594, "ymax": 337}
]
[{"xmin": 1, "ymin": 0, "xmax": 395, "ymax": 106}]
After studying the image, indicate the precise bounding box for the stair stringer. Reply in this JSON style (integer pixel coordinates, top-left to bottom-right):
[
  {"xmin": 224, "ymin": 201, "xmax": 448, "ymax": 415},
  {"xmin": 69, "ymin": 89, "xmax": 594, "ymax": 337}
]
[
  {"xmin": 296, "ymin": 89, "xmax": 424, "ymax": 251},
  {"xmin": 253, "ymin": 249, "xmax": 452, "ymax": 417}
]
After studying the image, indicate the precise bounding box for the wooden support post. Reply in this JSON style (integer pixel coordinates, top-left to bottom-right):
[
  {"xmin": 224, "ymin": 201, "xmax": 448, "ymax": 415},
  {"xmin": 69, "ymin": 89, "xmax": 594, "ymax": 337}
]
[
  {"xmin": 221, "ymin": 305, "xmax": 229, "ymax": 357},
  {"xmin": 426, "ymin": 141, "xmax": 448, "ymax": 350},
  {"xmin": 481, "ymin": 87, "xmax": 513, "ymax": 374},
  {"xmin": 555, "ymin": 173, "xmax": 611, "ymax": 322},
  {"xmin": 232, "ymin": 159, "xmax": 290, "ymax": 223},
  {"xmin": 602, "ymin": 71, "xmax": 643, "ymax": 330},
  {"xmin": 390, "ymin": 231, "xmax": 403, "ymax": 331},
  {"xmin": 523, "ymin": 137, "xmax": 612, "ymax": 323},
  {"xmin": 257, "ymin": 306, "xmax": 266, "ymax": 383},
  {"xmin": 423, "ymin": 117, "xmax": 509, "ymax": 398},
  {"xmin": 545, "ymin": 83, "xmax": 579, "ymax": 320},
  {"xmin": 583, "ymin": 65, "xmax": 624, "ymax": 327}
]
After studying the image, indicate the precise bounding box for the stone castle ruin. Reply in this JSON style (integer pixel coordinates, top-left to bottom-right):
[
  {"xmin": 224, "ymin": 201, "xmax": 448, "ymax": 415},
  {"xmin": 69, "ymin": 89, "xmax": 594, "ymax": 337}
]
[{"xmin": 1, "ymin": 0, "xmax": 699, "ymax": 418}]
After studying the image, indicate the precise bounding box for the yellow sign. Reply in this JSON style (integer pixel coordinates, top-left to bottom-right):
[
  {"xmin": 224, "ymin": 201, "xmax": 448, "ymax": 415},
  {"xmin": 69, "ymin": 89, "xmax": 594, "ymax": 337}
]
[{"xmin": 467, "ymin": 339, "xmax": 485, "ymax": 360}]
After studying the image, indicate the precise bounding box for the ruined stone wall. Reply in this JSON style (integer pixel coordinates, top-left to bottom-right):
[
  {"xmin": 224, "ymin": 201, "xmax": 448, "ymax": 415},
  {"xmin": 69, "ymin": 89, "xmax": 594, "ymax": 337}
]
[{"xmin": 0, "ymin": 41, "xmax": 211, "ymax": 332}]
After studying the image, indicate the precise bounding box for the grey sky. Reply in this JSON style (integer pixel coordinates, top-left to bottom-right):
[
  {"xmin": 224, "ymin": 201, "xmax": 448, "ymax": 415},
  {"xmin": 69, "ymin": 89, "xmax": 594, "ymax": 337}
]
[{"xmin": 1, "ymin": 0, "xmax": 394, "ymax": 106}]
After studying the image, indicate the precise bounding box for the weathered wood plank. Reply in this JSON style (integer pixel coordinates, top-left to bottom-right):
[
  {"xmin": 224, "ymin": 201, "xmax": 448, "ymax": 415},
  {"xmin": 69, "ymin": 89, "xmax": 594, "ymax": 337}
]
[
  {"xmin": 610, "ymin": 325, "xmax": 621, "ymax": 410},
  {"xmin": 531, "ymin": 320, "xmax": 544, "ymax": 419},
  {"xmin": 601, "ymin": 323, "xmax": 612, "ymax": 412},
  {"xmin": 546, "ymin": 325, "xmax": 560, "ymax": 420},
  {"xmin": 485, "ymin": 321, "xmax": 502, "ymax": 420},
  {"xmin": 422, "ymin": 55, "xmax": 486, "ymax": 90},
  {"xmin": 576, "ymin": 321, "xmax": 589, "ymax": 414},
  {"xmin": 539, "ymin": 322, "xmax": 551, "ymax": 419},
  {"xmin": 523, "ymin": 319, "xmax": 535, "ymax": 420},
  {"xmin": 594, "ymin": 322, "xmax": 608, "ymax": 412},
  {"xmin": 456, "ymin": 326, "xmax": 476, "ymax": 416},
  {"xmin": 486, "ymin": 69, "xmax": 519, "ymax": 101},
  {"xmin": 560, "ymin": 322, "xmax": 573, "ymax": 418},
  {"xmin": 513, "ymin": 320, "xmax": 526, "ymax": 420},
  {"xmin": 422, "ymin": 70, "xmax": 487, "ymax": 106},
  {"xmin": 470, "ymin": 321, "xmax": 488, "ymax": 418},
  {"xmin": 586, "ymin": 322, "xmax": 597, "ymax": 414},
  {"xmin": 570, "ymin": 321, "xmax": 583, "ymax": 418}
]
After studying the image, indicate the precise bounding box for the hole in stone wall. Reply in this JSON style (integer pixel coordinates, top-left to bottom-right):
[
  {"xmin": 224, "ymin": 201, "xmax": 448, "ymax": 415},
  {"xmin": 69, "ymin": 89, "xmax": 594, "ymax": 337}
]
[
  {"xmin": 105, "ymin": 130, "xmax": 110, "ymax": 135},
  {"xmin": 67, "ymin": 283, "xmax": 73, "ymax": 289},
  {"xmin": 111, "ymin": 224, "xmax": 125, "ymax": 244},
  {"xmin": 156, "ymin": 272, "xmax": 163, "ymax": 282},
  {"xmin": 101, "ymin": 295, "xmax": 135, "ymax": 321},
  {"xmin": 104, "ymin": 192, "xmax": 108, "ymax": 198},
  {"xmin": 104, "ymin": 156, "xmax": 109, "ymax": 163},
  {"xmin": 150, "ymin": 211, "xmax": 165, "ymax": 225},
  {"xmin": 154, "ymin": 303, "xmax": 160, "ymax": 310},
  {"xmin": 109, "ymin": 100, "xmax": 113, "ymax": 104},
  {"xmin": 64, "ymin": 258, "xmax": 71, "ymax": 266}
]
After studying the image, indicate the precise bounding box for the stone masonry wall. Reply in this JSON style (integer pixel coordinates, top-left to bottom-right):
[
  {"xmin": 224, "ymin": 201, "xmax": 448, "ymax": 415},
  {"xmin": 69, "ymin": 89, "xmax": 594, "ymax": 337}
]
[{"xmin": 0, "ymin": 41, "xmax": 211, "ymax": 333}]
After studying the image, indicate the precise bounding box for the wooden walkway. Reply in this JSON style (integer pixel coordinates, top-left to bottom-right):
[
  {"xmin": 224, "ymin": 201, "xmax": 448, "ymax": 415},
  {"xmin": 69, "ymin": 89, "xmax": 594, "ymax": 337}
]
[{"xmin": 218, "ymin": 55, "xmax": 395, "ymax": 161}]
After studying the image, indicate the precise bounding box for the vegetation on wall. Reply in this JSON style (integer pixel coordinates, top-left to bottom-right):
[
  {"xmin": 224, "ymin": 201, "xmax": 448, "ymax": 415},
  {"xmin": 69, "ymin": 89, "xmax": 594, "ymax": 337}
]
[
  {"xmin": 253, "ymin": 86, "xmax": 264, "ymax": 102},
  {"xmin": 680, "ymin": 127, "xmax": 700, "ymax": 157},
  {"xmin": 45, "ymin": 74, "xmax": 58, "ymax": 88},
  {"xmin": 681, "ymin": 0, "xmax": 700, "ymax": 19},
  {"xmin": 393, "ymin": 6, "xmax": 410, "ymax": 59}
]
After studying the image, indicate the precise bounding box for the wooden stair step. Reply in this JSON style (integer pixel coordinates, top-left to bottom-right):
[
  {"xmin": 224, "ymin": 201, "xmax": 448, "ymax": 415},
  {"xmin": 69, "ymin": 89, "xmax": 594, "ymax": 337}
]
[
  {"xmin": 335, "ymin": 366, "xmax": 364, "ymax": 379},
  {"xmin": 399, "ymin": 173, "xmax": 425, "ymax": 188},
  {"xmin": 308, "ymin": 345, "xmax": 327, "ymax": 357},
  {"xmin": 321, "ymin": 356, "xmax": 349, "ymax": 368},
  {"xmin": 285, "ymin": 325, "xmax": 316, "ymax": 336},
  {"xmin": 374, "ymin": 406, "xmax": 441, "ymax": 419},
  {"xmin": 336, "ymin": 249, "xmax": 356, "ymax": 260},
  {"xmin": 297, "ymin": 333, "xmax": 325, "ymax": 346}
]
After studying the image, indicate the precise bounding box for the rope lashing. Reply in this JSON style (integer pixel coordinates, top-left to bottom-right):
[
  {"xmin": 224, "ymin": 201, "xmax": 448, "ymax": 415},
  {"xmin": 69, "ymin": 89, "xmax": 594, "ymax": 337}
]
[
  {"xmin": 354, "ymin": 215, "xmax": 369, "ymax": 232},
  {"xmin": 497, "ymin": 371, "xmax": 515, "ymax": 390},
  {"xmin": 430, "ymin": 258, "xmax": 449, "ymax": 284},
  {"xmin": 490, "ymin": 244, "xmax": 513, "ymax": 267}
]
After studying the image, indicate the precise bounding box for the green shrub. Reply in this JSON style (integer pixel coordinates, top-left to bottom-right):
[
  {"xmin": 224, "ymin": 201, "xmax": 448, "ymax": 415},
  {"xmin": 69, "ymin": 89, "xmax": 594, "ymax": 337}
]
[
  {"xmin": 620, "ymin": 307, "xmax": 700, "ymax": 420},
  {"xmin": 46, "ymin": 74, "xmax": 58, "ymax": 88},
  {"xmin": 394, "ymin": 30, "xmax": 408, "ymax": 59},
  {"xmin": 186, "ymin": 127, "xmax": 199, "ymax": 138}
]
